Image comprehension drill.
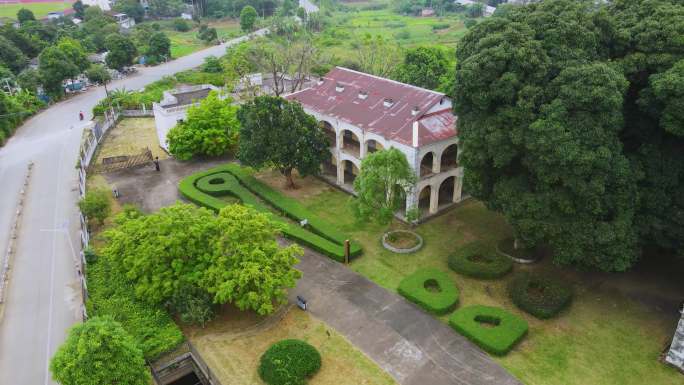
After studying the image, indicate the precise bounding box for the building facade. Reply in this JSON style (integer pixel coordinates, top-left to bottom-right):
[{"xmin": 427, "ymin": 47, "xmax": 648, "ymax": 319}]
[{"xmin": 286, "ymin": 67, "xmax": 463, "ymax": 219}]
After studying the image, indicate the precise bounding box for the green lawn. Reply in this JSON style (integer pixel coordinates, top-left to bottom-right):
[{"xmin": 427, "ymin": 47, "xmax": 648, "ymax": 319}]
[
  {"xmin": 258, "ymin": 173, "xmax": 683, "ymax": 385},
  {"xmin": 316, "ymin": 9, "xmax": 468, "ymax": 59},
  {"xmin": 164, "ymin": 19, "xmax": 242, "ymax": 58},
  {"xmin": 0, "ymin": 1, "xmax": 73, "ymax": 19}
]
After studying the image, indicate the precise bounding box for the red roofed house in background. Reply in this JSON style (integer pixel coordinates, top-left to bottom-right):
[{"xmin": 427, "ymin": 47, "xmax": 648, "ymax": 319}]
[{"xmin": 285, "ymin": 67, "xmax": 464, "ymax": 219}]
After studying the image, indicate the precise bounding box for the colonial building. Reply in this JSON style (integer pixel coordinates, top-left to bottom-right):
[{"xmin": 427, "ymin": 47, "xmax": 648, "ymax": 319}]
[{"xmin": 285, "ymin": 67, "xmax": 463, "ymax": 219}]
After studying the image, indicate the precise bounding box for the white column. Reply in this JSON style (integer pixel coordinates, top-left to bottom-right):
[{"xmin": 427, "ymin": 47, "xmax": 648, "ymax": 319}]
[
  {"xmin": 453, "ymin": 176, "xmax": 463, "ymax": 203},
  {"xmin": 360, "ymin": 137, "xmax": 366, "ymax": 159},
  {"xmin": 432, "ymin": 152, "xmax": 440, "ymax": 174},
  {"xmin": 429, "ymin": 185, "xmax": 439, "ymax": 214},
  {"xmin": 337, "ymin": 160, "xmax": 344, "ymax": 185}
]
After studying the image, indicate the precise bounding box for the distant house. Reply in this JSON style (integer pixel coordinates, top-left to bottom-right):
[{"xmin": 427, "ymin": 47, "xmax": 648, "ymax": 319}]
[
  {"xmin": 285, "ymin": 67, "xmax": 463, "ymax": 219},
  {"xmin": 82, "ymin": 0, "xmax": 112, "ymax": 11},
  {"xmin": 455, "ymin": 0, "xmax": 496, "ymax": 16},
  {"xmin": 107, "ymin": 12, "xmax": 136, "ymax": 29},
  {"xmin": 233, "ymin": 73, "xmax": 313, "ymax": 98},
  {"xmin": 153, "ymin": 85, "xmax": 220, "ymax": 152},
  {"xmin": 421, "ymin": 8, "xmax": 435, "ymax": 17}
]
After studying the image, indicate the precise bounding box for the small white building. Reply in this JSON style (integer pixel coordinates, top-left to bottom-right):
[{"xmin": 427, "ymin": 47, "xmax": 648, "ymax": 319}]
[
  {"xmin": 153, "ymin": 85, "xmax": 219, "ymax": 152},
  {"xmin": 286, "ymin": 67, "xmax": 464, "ymax": 219},
  {"xmin": 455, "ymin": 0, "xmax": 496, "ymax": 16},
  {"xmin": 112, "ymin": 12, "xmax": 135, "ymax": 29},
  {"xmin": 82, "ymin": 0, "xmax": 112, "ymax": 11}
]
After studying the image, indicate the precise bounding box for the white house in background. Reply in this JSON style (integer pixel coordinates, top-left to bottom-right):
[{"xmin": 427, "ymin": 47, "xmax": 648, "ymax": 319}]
[
  {"xmin": 455, "ymin": 0, "xmax": 497, "ymax": 16},
  {"xmin": 153, "ymin": 85, "xmax": 219, "ymax": 152},
  {"xmin": 285, "ymin": 67, "xmax": 464, "ymax": 219},
  {"xmin": 109, "ymin": 12, "xmax": 136, "ymax": 29},
  {"xmin": 82, "ymin": 0, "xmax": 112, "ymax": 11}
]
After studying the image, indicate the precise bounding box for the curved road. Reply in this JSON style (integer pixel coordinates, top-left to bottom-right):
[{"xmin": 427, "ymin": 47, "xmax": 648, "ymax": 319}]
[{"xmin": 0, "ymin": 30, "xmax": 265, "ymax": 385}]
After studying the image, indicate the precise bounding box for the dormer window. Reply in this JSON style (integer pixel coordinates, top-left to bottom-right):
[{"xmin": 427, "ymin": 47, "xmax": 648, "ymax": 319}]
[
  {"xmin": 411, "ymin": 106, "xmax": 420, "ymax": 116},
  {"xmin": 383, "ymin": 98, "xmax": 394, "ymax": 108},
  {"xmin": 335, "ymin": 83, "xmax": 345, "ymax": 93},
  {"xmin": 358, "ymin": 91, "xmax": 368, "ymax": 100}
]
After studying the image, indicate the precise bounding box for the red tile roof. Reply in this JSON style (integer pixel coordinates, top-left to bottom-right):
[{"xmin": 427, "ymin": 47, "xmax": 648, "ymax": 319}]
[{"xmin": 285, "ymin": 67, "xmax": 457, "ymax": 147}]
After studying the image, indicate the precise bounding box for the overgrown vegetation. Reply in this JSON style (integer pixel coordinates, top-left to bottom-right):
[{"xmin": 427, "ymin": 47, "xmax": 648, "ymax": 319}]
[
  {"xmin": 78, "ymin": 188, "xmax": 112, "ymax": 226},
  {"xmin": 397, "ymin": 268, "xmax": 459, "ymax": 315}
]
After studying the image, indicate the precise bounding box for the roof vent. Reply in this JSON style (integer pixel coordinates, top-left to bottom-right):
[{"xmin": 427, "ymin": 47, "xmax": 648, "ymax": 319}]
[
  {"xmin": 411, "ymin": 106, "xmax": 420, "ymax": 116},
  {"xmin": 383, "ymin": 98, "xmax": 394, "ymax": 108},
  {"xmin": 335, "ymin": 83, "xmax": 345, "ymax": 93},
  {"xmin": 358, "ymin": 91, "xmax": 368, "ymax": 100}
]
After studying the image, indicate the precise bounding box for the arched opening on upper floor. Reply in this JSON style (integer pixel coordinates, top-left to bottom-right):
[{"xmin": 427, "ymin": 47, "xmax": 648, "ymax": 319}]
[
  {"xmin": 341, "ymin": 129, "xmax": 361, "ymax": 158},
  {"xmin": 440, "ymin": 144, "xmax": 458, "ymax": 171},
  {"xmin": 420, "ymin": 152, "xmax": 435, "ymax": 177}
]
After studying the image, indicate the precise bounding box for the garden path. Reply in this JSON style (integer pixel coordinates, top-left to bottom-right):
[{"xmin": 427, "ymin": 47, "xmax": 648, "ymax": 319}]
[{"xmin": 289, "ymin": 248, "xmax": 522, "ymax": 385}]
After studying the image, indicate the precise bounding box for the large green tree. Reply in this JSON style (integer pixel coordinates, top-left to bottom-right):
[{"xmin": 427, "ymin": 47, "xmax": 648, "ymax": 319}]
[
  {"xmin": 240, "ymin": 5, "xmax": 258, "ymax": 31},
  {"xmin": 147, "ymin": 31, "xmax": 171, "ymax": 61},
  {"xmin": 50, "ymin": 317, "xmax": 150, "ymax": 385},
  {"xmin": 394, "ymin": 46, "xmax": 453, "ymax": 92},
  {"xmin": 104, "ymin": 33, "xmax": 138, "ymax": 70},
  {"xmin": 113, "ymin": 0, "xmax": 145, "ymax": 22},
  {"xmin": 57, "ymin": 37, "xmax": 89, "ymax": 74},
  {"xmin": 237, "ymin": 96, "xmax": 329, "ymax": 188},
  {"xmin": 39, "ymin": 46, "xmax": 78, "ymax": 95},
  {"xmin": 102, "ymin": 203, "xmax": 302, "ymax": 316},
  {"xmin": 453, "ymin": 0, "xmax": 684, "ymax": 271},
  {"xmin": 0, "ymin": 36, "xmax": 27, "ymax": 74},
  {"xmin": 167, "ymin": 91, "xmax": 239, "ymax": 160},
  {"xmin": 16, "ymin": 8, "xmax": 35, "ymax": 25},
  {"xmin": 353, "ymin": 148, "xmax": 417, "ymax": 225}
]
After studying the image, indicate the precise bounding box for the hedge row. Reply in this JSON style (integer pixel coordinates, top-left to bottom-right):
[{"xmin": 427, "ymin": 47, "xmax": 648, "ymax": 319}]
[
  {"xmin": 447, "ymin": 241, "xmax": 512, "ymax": 279},
  {"xmin": 179, "ymin": 164, "xmax": 362, "ymax": 262},
  {"xmin": 448, "ymin": 305, "xmax": 528, "ymax": 356},
  {"xmin": 508, "ymin": 273, "xmax": 573, "ymax": 319},
  {"xmin": 86, "ymin": 251, "xmax": 184, "ymax": 360},
  {"xmin": 398, "ymin": 268, "xmax": 459, "ymax": 315},
  {"xmin": 258, "ymin": 339, "xmax": 321, "ymax": 385}
]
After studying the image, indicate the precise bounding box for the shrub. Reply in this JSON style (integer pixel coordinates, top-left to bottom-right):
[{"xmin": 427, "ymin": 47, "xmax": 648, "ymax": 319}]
[
  {"xmin": 179, "ymin": 164, "xmax": 363, "ymax": 261},
  {"xmin": 508, "ymin": 273, "xmax": 572, "ymax": 319},
  {"xmin": 172, "ymin": 18, "xmax": 190, "ymax": 31},
  {"xmin": 79, "ymin": 189, "xmax": 111, "ymax": 226},
  {"xmin": 448, "ymin": 241, "xmax": 512, "ymax": 279},
  {"xmin": 448, "ymin": 305, "xmax": 528, "ymax": 356},
  {"xmin": 398, "ymin": 268, "xmax": 459, "ymax": 315},
  {"xmin": 432, "ymin": 22, "xmax": 450, "ymax": 31},
  {"xmin": 258, "ymin": 339, "xmax": 321, "ymax": 385}
]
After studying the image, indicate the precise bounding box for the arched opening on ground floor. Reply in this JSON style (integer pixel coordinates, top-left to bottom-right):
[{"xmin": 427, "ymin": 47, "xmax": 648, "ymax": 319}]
[
  {"xmin": 440, "ymin": 144, "xmax": 458, "ymax": 171},
  {"xmin": 342, "ymin": 159, "xmax": 359, "ymax": 185},
  {"xmin": 320, "ymin": 121, "xmax": 336, "ymax": 147},
  {"xmin": 420, "ymin": 152, "xmax": 435, "ymax": 177},
  {"xmin": 438, "ymin": 176, "xmax": 456, "ymax": 206},
  {"xmin": 322, "ymin": 152, "xmax": 336, "ymax": 176},
  {"xmin": 418, "ymin": 185, "xmax": 431, "ymax": 214}
]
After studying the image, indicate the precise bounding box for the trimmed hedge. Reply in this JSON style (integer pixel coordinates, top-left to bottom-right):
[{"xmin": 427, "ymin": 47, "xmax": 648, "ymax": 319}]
[
  {"xmin": 179, "ymin": 164, "xmax": 362, "ymax": 262},
  {"xmin": 448, "ymin": 241, "xmax": 512, "ymax": 279},
  {"xmin": 448, "ymin": 305, "xmax": 528, "ymax": 356},
  {"xmin": 508, "ymin": 272, "xmax": 572, "ymax": 319},
  {"xmin": 398, "ymin": 268, "xmax": 459, "ymax": 315},
  {"xmin": 258, "ymin": 339, "xmax": 321, "ymax": 385}
]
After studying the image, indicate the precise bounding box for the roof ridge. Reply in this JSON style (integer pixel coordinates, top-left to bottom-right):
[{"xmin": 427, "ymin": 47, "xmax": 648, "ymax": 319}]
[
  {"xmin": 333, "ymin": 67, "xmax": 446, "ymax": 97},
  {"xmin": 419, "ymin": 108, "xmax": 453, "ymax": 120}
]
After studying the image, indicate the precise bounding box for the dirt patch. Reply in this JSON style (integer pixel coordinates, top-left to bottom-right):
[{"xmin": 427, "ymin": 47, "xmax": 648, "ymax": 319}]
[
  {"xmin": 386, "ymin": 231, "xmax": 420, "ymax": 249},
  {"xmin": 254, "ymin": 169, "xmax": 333, "ymax": 200},
  {"xmin": 94, "ymin": 118, "xmax": 168, "ymax": 167}
]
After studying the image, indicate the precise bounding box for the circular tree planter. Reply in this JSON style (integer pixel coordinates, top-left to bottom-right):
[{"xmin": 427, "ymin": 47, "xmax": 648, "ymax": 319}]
[
  {"xmin": 497, "ymin": 238, "xmax": 540, "ymax": 264},
  {"xmin": 382, "ymin": 230, "xmax": 423, "ymax": 254}
]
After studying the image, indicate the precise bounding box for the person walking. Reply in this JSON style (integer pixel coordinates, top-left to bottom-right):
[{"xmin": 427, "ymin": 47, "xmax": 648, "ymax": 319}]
[
  {"xmin": 153, "ymin": 156, "xmax": 160, "ymax": 172},
  {"xmin": 78, "ymin": 111, "xmax": 84, "ymax": 121}
]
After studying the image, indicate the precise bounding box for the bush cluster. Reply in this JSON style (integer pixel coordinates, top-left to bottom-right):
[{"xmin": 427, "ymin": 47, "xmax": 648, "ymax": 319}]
[
  {"xmin": 86, "ymin": 250, "xmax": 184, "ymax": 359},
  {"xmin": 508, "ymin": 273, "xmax": 572, "ymax": 319},
  {"xmin": 398, "ymin": 268, "xmax": 459, "ymax": 315},
  {"xmin": 258, "ymin": 339, "xmax": 321, "ymax": 385},
  {"xmin": 448, "ymin": 305, "xmax": 528, "ymax": 356},
  {"xmin": 179, "ymin": 164, "xmax": 362, "ymax": 261},
  {"xmin": 447, "ymin": 241, "xmax": 512, "ymax": 279}
]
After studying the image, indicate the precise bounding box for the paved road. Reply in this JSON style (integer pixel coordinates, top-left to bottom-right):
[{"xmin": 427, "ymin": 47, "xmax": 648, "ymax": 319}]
[
  {"xmin": 290, "ymin": 250, "xmax": 522, "ymax": 385},
  {"xmin": 0, "ymin": 30, "xmax": 266, "ymax": 385}
]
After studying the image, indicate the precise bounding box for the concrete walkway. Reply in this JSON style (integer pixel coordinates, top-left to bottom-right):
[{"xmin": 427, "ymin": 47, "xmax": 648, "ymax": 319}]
[{"xmin": 290, "ymin": 249, "xmax": 522, "ymax": 385}]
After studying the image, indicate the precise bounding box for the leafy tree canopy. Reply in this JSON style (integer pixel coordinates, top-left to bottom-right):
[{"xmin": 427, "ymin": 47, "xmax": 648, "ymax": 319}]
[
  {"xmin": 0, "ymin": 36, "xmax": 27, "ymax": 74},
  {"xmin": 38, "ymin": 45, "xmax": 78, "ymax": 95},
  {"xmin": 237, "ymin": 96, "xmax": 329, "ymax": 188},
  {"xmin": 147, "ymin": 31, "xmax": 171, "ymax": 61},
  {"xmin": 394, "ymin": 46, "xmax": 453, "ymax": 92},
  {"xmin": 114, "ymin": 0, "xmax": 145, "ymax": 22},
  {"xmin": 50, "ymin": 317, "xmax": 150, "ymax": 385},
  {"xmin": 453, "ymin": 0, "xmax": 684, "ymax": 270},
  {"xmin": 57, "ymin": 37, "xmax": 89, "ymax": 73},
  {"xmin": 79, "ymin": 188, "xmax": 112, "ymax": 226},
  {"xmin": 105, "ymin": 33, "xmax": 138, "ymax": 70},
  {"xmin": 102, "ymin": 203, "xmax": 302, "ymax": 316},
  {"xmin": 353, "ymin": 148, "xmax": 417, "ymax": 225},
  {"xmin": 16, "ymin": 8, "xmax": 35, "ymax": 25},
  {"xmin": 241, "ymin": 5, "xmax": 258, "ymax": 31}
]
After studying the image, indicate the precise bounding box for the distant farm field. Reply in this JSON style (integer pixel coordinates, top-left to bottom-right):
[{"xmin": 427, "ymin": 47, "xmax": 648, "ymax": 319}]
[{"xmin": 0, "ymin": 1, "xmax": 73, "ymax": 19}]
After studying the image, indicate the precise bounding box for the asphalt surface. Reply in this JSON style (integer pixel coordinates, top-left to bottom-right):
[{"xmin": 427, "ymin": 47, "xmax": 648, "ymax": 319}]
[{"xmin": 0, "ymin": 29, "xmax": 266, "ymax": 385}]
